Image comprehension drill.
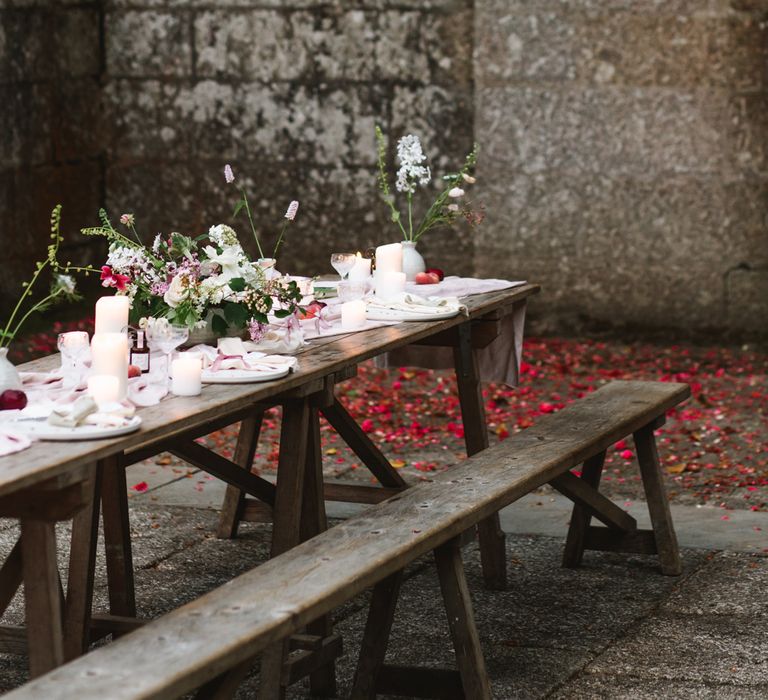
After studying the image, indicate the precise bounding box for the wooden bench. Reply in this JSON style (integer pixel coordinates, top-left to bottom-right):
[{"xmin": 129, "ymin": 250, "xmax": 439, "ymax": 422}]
[{"xmin": 5, "ymin": 380, "xmax": 689, "ymax": 700}]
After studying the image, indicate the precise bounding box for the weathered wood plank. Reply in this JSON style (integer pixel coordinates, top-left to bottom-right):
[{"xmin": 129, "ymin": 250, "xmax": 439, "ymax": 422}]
[
  {"xmin": 351, "ymin": 571, "xmax": 404, "ymax": 700},
  {"xmin": 434, "ymin": 538, "xmax": 491, "ymax": 700},
  {"xmin": 216, "ymin": 413, "xmax": 264, "ymax": 539},
  {"xmin": 562, "ymin": 452, "xmax": 605, "ymax": 568},
  {"xmin": 583, "ymin": 527, "xmax": 658, "ymax": 555},
  {"xmin": 321, "ymin": 398, "xmax": 407, "ymax": 489},
  {"xmin": 0, "ymin": 538, "xmax": 23, "ymax": 617},
  {"xmin": 550, "ymin": 470, "xmax": 636, "ymax": 532},
  {"xmin": 634, "ymin": 424, "xmax": 682, "ymax": 575},
  {"xmin": 20, "ymin": 519, "xmax": 64, "ymax": 677},
  {"xmin": 5, "ymin": 380, "xmax": 688, "ymax": 700},
  {"xmin": 323, "ymin": 482, "xmax": 404, "ymax": 505}
]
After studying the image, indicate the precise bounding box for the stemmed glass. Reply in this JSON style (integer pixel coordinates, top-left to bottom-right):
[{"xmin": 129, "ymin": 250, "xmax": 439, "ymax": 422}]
[
  {"xmin": 57, "ymin": 332, "xmax": 90, "ymax": 389},
  {"xmin": 145, "ymin": 321, "xmax": 189, "ymax": 392},
  {"xmin": 330, "ymin": 253, "xmax": 357, "ymax": 281}
]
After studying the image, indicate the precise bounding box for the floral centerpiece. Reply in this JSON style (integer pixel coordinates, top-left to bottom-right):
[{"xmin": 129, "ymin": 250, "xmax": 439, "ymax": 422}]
[
  {"xmin": 375, "ymin": 126, "xmax": 483, "ymax": 278},
  {"xmin": 82, "ymin": 208, "xmax": 302, "ymax": 342}
]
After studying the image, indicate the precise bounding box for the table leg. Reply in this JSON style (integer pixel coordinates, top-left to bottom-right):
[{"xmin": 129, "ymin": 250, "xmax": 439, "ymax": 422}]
[
  {"xmin": 302, "ymin": 404, "xmax": 335, "ymax": 697},
  {"xmin": 260, "ymin": 399, "xmax": 311, "ymax": 699},
  {"xmin": 453, "ymin": 323, "xmax": 507, "ymax": 590},
  {"xmin": 63, "ymin": 465, "xmax": 102, "ymax": 659},
  {"xmin": 217, "ymin": 411, "xmax": 265, "ymax": 539},
  {"xmin": 100, "ymin": 455, "xmax": 136, "ymax": 623},
  {"xmin": 562, "ymin": 451, "xmax": 606, "ymax": 568},
  {"xmin": 20, "ymin": 518, "xmax": 64, "ymax": 677}
]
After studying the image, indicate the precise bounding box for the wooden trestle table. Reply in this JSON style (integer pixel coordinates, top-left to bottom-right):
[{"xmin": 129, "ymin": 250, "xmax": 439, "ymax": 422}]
[{"xmin": 0, "ymin": 283, "xmax": 539, "ymax": 686}]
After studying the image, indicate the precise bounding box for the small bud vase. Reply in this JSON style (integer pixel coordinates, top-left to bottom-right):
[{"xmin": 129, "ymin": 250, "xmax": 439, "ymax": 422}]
[
  {"xmin": 0, "ymin": 348, "xmax": 22, "ymax": 393},
  {"xmin": 401, "ymin": 241, "xmax": 426, "ymax": 281}
]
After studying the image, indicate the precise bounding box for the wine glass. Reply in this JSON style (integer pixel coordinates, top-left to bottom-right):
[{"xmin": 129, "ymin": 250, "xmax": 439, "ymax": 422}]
[
  {"xmin": 57, "ymin": 332, "xmax": 90, "ymax": 389},
  {"xmin": 145, "ymin": 320, "xmax": 189, "ymax": 391},
  {"xmin": 330, "ymin": 253, "xmax": 356, "ymax": 281}
]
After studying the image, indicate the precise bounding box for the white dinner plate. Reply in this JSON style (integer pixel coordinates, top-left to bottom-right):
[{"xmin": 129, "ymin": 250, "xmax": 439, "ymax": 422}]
[
  {"xmin": 14, "ymin": 415, "xmax": 142, "ymax": 441},
  {"xmin": 202, "ymin": 365, "xmax": 291, "ymax": 384},
  {"xmin": 365, "ymin": 306, "xmax": 461, "ymax": 322}
]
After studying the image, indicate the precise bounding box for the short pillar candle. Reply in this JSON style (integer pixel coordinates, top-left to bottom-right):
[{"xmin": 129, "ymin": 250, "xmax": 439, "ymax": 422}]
[{"xmin": 171, "ymin": 354, "xmax": 202, "ymax": 396}]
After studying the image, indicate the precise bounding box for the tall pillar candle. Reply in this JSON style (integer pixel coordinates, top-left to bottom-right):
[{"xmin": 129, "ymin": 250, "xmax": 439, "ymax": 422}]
[
  {"xmin": 90, "ymin": 333, "xmax": 129, "ymax": 400},
  {"xmin": 348, "ymin": 252, "xmax": 372, "ymax": 281},
  {"xmin": 375, "ymin": 243, "xmax": 403, "ymax": 274},
  {"xmin": 95, "ymin": 296, "xmax": 130, "ymax": 334}
]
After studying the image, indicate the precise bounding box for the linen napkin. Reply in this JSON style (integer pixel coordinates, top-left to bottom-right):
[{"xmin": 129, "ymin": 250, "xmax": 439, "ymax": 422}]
[
  {"xmin": 0, "ymin": 427, "xmax": 32, "ymax": 457},
  {"xmin": 48, "ymin": 396, "xmax": 136, "ymax": 428},
  {"xmin": 366, "ymin": 292, "xmax": 465, "ymax": 316}
]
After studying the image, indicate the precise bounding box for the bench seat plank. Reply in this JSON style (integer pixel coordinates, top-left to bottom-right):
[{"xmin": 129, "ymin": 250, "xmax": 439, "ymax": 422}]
[{"xmin": 6, "ymin": 380, "xmax": 689, "ymax": 700}]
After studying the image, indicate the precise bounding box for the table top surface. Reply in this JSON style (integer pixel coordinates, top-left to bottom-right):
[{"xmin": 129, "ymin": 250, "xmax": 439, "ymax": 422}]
[{"xmin": 0, "ymin": 284, "xmax": 539, "ymax": 498}]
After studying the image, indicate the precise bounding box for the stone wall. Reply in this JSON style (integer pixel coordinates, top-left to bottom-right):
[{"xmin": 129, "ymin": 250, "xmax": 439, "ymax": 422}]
[
  {"xmin": 2, "ymin": 0, "xmax": 767, "ymax": 337},
  {"xmin": 0, "ymin": 0, "xmax": 103, "ymax": 315},
  {"xmin": 99, "ymin": 0, "xmax": 475, "ymax": 278},
  {"xmin": 474, "ymin": 0, "xmax": 768, "ymax": 335}
]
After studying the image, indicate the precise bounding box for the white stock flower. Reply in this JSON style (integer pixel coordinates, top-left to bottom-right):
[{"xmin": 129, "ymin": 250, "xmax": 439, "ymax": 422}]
[
  {"xmin": 395, "ymin": 134, "xmax": 431, "ymax": 194},
  {"xmin": 163, "ymin": 275, "xmax": 188, "ymax": 308},
  {"xmin": 448, "ymin": 187, "xmax": 465, "ymax": 198},
  {"xmin": 284, "ymin": 200, "xmax": 299, "ymax": 221},
  {"xmin": 224, "ymin": 164, "xmax": 235, "ymax": 184}
]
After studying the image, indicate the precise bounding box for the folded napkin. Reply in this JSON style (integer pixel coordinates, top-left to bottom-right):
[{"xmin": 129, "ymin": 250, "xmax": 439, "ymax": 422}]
[
  {"xmin": 366, "ymin": 292, "xmax": 465, "ymax": 315},
  {"xmin": 0, "ymin": 427, "xmax": 32, "ymax": 456},
  {"xmin": 48, "ymin": 395, "xmax": 135, "ymax": 428},
  {"xmin": 188, "ymin": 341, "xmax": 298, "ymax": 374},
  {"xmin": 403, "ymin": 276, "xmax": 526, "ymax": 299}
]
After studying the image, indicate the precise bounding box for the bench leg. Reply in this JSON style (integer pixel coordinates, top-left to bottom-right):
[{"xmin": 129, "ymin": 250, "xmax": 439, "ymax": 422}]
[
  {"xmin": 434, "ymin": 538, "xmax": 492, "ymax": 700},
  {"xmin": 562, "ymin": 451, "xmax": 606, "ymax": 568},
  {"xmin": 101, "ymin": 455, "xmax": 136, "ymax": 625},
  {"xmin": 351, "ymin": 570, "xmax": 404, "ymax": 699},
  {"xmin": 216, "ymin": 411, "xmax": 264, "ymax": 539},
  {"xmin": 634, "ymin": 423, "xmax": 682, "ymax": 576},
  {"xmin": 453, "ymin": 324, "xmax": 506, "ymax": 590}
]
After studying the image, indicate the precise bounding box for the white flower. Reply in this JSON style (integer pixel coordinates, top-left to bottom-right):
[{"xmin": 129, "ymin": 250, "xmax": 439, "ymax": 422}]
[
  {"xmin": 224, "ymin": 164, "xmax": 235, "ymax": 184},
  {"xmin": 152, "ymin": 234, "xmax": 162, "ymax": 255},
  {"xmin": 447, "ymin": 203, "xmax": 460, "ymax": 212},
  {"xmin": 208, "ymin": 224, "xmax": 239, "ymax": 248},
  {"xmin": 203, "ymin": 244, "xmax": 245, "ymax": 280},
  {"xmin": 53, "ymin": 273, "xmax": 77, "ymax": 296},
  {"xmin": 163, "ymin": 275, "xmax": 188, "ymax": 308},
  {"xmin": 395, "ymin": 134, "xmax": 431, "ymax": 194},
  {"xmin": 461, "ymin": 173, "xmax": 476, "ymax": 184},
  {"xmin": 448, "ymin": 187, "xmax": 465, "ymax": 198},
  {"xmin": 284, "ymin": 200, "xmax": 299, "ymax": 221},
  {"xmin": 199, "ymin": 276, "xmax": 227, "ymax": 306}
]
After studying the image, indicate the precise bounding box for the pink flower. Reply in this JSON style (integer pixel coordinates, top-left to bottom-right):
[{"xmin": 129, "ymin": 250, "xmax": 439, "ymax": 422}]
[
  {"xmin": 100, "ymin": 266, "xmax": 130, "ymax": 292},
  {"xmin": 284, "ymin": 200, "xmax": 299, "ymax": 221},
  {"xmin": 224, "ymin": 164, "xmax": 235, "ymax": 184},
  {"xmin": 119, "ymin": 213, "xmax": 135, "ymax": 226}
]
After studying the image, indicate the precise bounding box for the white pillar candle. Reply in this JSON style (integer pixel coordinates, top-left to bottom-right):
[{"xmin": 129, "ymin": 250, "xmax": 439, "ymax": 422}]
[
  {"xmin": 171, "ymin": 354, "xmax": 202, "ymax": 396},
  {"xmin": 348, "ymin": 252, "xmax": 372, "ymax": 281},
  {"xmin": 341, "ymin": 300, "xmax": 367, "ymax": 330},
  {"xmin": 374, "ymin": 271, "xmax": 406, "ymax": 301},
  {"xmin": 90, "ymin": 333, "xmax": 129, "ymax": 400},
  {"xmin": 87, "ymin": 375, "xmax": 120, "ymax": 404},
  {"xmin": 95, "ymin": 296, "xmax": 130, "ymax": 334},
  {"xmin": 375, "ymin": 243, "xmax": 403, "ymax": 274}
]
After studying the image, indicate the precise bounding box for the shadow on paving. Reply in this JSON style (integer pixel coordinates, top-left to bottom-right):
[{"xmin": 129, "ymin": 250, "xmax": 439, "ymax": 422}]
[{"xmin": 1, "ymin": 509, "xmax": 766, "ymax": 698}]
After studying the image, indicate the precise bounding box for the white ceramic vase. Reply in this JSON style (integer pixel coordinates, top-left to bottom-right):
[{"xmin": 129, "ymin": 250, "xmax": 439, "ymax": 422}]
[
  {"xmin": 401, "ymin": 241, "xmax": 426, "ymax": 281},
  {"xmin": 0, "ymin": 348, "xmax": 22, "ymax": 393}
]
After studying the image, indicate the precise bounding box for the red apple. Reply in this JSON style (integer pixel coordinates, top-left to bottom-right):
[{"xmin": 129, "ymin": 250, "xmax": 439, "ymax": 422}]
[
  {"xmin": 128, "ymin": 364, "xmax": 142, "ymax": 379},
  {"xmin": 415, "ymin": 272, "xmax": 440, "ymax": 285},
  {"xmin": 0, "ymin": 389, "xmax": 27, "ymax": 411},
  {"xmin": 425, "ymin": 267, "xmax": 445, "ymax": 281}
]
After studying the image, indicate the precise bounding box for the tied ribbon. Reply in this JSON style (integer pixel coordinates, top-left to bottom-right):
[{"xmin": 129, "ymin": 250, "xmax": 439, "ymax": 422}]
[{"xmin": 209, "ymin": 353, "xmax": 253, "ymax": 373}]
